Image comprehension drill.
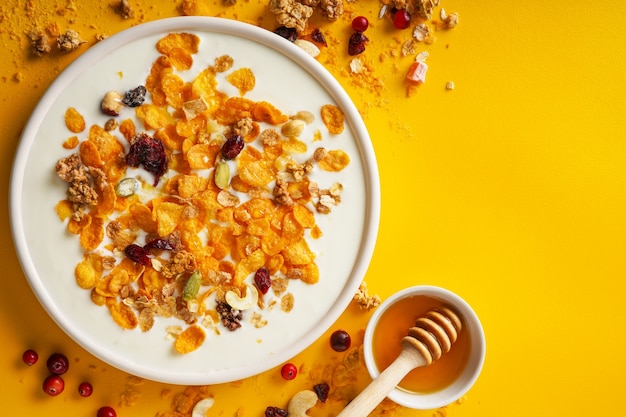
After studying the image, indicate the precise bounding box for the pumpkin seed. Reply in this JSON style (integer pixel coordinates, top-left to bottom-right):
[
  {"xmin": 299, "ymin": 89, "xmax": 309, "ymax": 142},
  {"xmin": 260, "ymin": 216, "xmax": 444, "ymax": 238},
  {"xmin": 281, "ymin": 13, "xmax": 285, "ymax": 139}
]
[{"xmin": 214, "ymin": 161, "xmax": 230, "ymax": 189}]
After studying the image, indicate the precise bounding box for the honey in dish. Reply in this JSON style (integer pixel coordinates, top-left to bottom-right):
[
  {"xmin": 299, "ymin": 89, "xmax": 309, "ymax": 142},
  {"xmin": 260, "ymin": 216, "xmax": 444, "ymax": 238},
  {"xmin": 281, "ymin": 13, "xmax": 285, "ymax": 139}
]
[{"xmin": 371, "ymin": 295, "xmax": 471, "ymax": 393}]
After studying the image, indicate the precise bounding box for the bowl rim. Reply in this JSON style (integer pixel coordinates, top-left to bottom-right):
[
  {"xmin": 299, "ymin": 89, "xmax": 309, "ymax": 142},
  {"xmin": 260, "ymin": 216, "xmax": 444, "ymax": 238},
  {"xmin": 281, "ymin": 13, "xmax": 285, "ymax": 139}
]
[
  {"xmin": 363, "ymin": 285, "xmax": 486, "ymax": 409},
  {"xmin": 9, "ymin": 16, "xmax": 381, "ymax": 384}
]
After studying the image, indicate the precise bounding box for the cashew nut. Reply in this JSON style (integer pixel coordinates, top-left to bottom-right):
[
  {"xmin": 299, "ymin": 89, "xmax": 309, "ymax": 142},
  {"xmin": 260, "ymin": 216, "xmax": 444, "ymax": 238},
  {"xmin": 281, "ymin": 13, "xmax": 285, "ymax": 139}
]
[
  {"xmin": 225, "ymin": 284, "xmax": 258, "ymax": 310},
  {"xmin": 192, "ymin": 397, "xmax": 214, "ymax": 417},
  {"xmin": 287, "ymin": 390, "xmax": 318, "ymax": 417}
]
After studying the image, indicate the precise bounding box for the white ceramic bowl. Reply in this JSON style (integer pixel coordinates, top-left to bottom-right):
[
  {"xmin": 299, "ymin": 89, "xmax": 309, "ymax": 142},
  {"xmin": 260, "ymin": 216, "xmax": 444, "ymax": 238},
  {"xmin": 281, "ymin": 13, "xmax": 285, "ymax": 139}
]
[
  {"xmin": 10, "ymin": 17, "xmax": 380, "ymax": 384},
  {"xmin": 363, "ymin": 286, "xmax": 486, "ymax": 410}
]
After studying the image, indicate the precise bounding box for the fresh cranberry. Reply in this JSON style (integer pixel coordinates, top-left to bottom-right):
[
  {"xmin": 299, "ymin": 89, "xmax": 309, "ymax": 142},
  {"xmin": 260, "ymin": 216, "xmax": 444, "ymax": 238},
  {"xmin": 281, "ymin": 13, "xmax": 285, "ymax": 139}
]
[
  {"xmin": 348, "ymin": 32, "xmax": 368, "ymax": 56},
  {"xmin": 330, "ymin": 329, "xmax": 351, "ymax": 352},
  {"xmin": 313, "ymin": 382, "xmax": 330, "ymax": 402},
  {"xmin": 221, "ymin": 134, "xmax": 244, "ymax": 159},
  {"xmin": 46, "ymin": 352, "xmax": 69, "ymax": 375},
  {"xmin": 254, "ymin": 267, "xmax": 271, "ymax": 294},
  {"xmin": 78, "ymin": 382, "xmax": 93, "ymax": 397},
  {"xmin": 43, "ymin": 375, "xmax": 65, "ymax": 396},
  {"xmin": 97, "ymin": 406, "xmax": 117, "ymax": 417},
  {"xmin": 352, "ymin": 16, "xmax": 369, "ymax": 32},
  {"xmin": 22, "ymin": 349, "xmax": 38, "ymax": 366},
  {"xmin": 280, "ymin": 363, "xmax": 297, "ymax": 380},
  {"xmin": 393, "ymin": 9, "xmax": 411, "ymax": 29}
]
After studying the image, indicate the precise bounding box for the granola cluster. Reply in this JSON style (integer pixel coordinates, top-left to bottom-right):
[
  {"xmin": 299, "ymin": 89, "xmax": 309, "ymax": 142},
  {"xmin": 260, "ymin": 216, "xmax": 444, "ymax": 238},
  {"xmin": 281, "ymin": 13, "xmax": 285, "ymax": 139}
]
[{"xmin": 268, "ymin": 0, "xmax": 345, "ymax": 34}]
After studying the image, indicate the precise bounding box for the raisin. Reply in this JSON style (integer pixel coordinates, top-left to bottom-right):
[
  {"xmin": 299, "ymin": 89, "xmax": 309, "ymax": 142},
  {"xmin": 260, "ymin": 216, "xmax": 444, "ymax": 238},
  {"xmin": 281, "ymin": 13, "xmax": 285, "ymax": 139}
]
[
  {"xmin": 144, "ymin": 238, "xmax": 175, "ymax": 252},
  {"xmin": 124, "ymin": 244, "xmax": 151, "ymax": 266},
  {"xmin": 122, "ymin": 85, "xmax": 147, "ymax": 107},
  {"xmin": 254, "ymin": 267, "xmax": 271, "ymax": 294},
  {"xmin": 310, "ymin": 28, "xmax": 327, "ymax": 46},
  {"xmin": 221, "ymin": 134, "xmax": 244, "ymax": 159},
  {"xmin": 348, "ymin": 32, "xmax": 368, "ymax": 56},
  {"xmin": 273, "ymin": 26, "xmax": 298, "ymax": 42},
  {"xmin": 313, "ymin": 383, "xmax": 330, "ymax": 402},
  {"xmin": 126, "ymin": 133, "xmax": 168, "ymax": 185},
  {"xmin": 265, "ymin": 407, "xmax": 288, "ymax": 417}
]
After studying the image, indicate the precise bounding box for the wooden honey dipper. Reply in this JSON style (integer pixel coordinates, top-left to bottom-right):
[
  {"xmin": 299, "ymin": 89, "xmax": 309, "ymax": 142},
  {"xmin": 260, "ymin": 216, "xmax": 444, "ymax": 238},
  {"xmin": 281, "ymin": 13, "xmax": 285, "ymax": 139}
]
[{"xmin": 337, "ymin": 307, "xmax": 463, "ymax": 417}]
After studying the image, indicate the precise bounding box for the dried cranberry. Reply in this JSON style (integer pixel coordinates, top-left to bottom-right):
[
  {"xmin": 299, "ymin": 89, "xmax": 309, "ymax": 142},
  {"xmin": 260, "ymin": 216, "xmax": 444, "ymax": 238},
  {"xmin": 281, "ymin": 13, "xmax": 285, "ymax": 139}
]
[
  {"xmin": 221, "ymin": 134, "xmax": 244, "ymax": 160},
  {"xmin": 47, "ymin": 352, "xmax": 69, "ymax": 375},
  {"xmin": 310, "ymin": 28, "xmax": 327, "ymax": 46},
  {"xmin": 348, "ymin": 32, "xmax": 368, "ymax": 56},
  {"xmin": 265, "ymin": 406, "xmax": 288, "ymax": 417},
  {"xmin": 254, "ymin": 267, "xmax": 271, "ymax": 294},
  {"xmin": 144, "ymin": 238, "xmax": 175, "ymax": 252},
  {"xmin": 273, "ymin": 26, "xmax": 298, "ymax": 42},
  {"xmin": 122, "ymin": 85, "xmax": 147, "ymax": 107},
  {"xmin": 313, "ymin": 382, "xmax": 330, "ymax": 402},
  {"xmin": 126, "ymin": 133, "xmax": 168, "ymax": 185},
  {"xmin": 330, "ymin": 329, "xmax": 351, "ymax": 352},
  {"xmin": 124, "ymin": 244, "xmax": 151, "ymax": 266}
]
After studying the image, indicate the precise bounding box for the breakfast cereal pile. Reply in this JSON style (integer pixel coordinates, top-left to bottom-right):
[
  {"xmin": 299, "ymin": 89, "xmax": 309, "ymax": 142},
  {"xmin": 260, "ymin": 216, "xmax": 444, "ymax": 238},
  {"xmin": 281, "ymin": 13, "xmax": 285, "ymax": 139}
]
[{"xmin": 55, "ymin": 31, "xmax": 351, "ymax": 354}]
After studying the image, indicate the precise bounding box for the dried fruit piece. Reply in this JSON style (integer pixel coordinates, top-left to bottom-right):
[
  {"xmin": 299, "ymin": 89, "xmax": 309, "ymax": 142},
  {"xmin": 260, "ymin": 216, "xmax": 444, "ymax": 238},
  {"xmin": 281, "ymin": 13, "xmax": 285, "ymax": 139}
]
[
  {"xmin": 126, "ymin": 133, "xmax": 168, "ymax": 185},
  {"xmin": 313, "ymin": 383, "xmax": 330, "ymax": 402},
  {"xmin": 310, "ymin": 28, "xmax": 327, "ymax": 46},
  {"xmin": 124, "ymin": 244, "xmax": 151, "ymax": 266},
  {"xmin": 265, "ymin": 407, "xmax": 288, "ymax": 417},
  {"xmin": 254, "ymin": 267, "xmax": 271, "ymax": 294},
  {"xmin": 274, "ymin": 26, "xmax": 298, "ymax": 42},
  {"xmin": 221, "ymin": 134, "xmax": 245, "ymax": 159},
  {"xmin": 348, "ymin": 32, "xmax": 368, "ymax": 56}
]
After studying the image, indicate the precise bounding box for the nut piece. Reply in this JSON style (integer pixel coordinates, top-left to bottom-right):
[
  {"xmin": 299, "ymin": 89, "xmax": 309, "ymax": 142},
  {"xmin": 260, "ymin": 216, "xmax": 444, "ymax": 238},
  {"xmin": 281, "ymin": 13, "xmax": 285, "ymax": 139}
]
[
  {"xmin": 287, "ymin": 390, "xmax": 318, "ymax": 417},
  {"xmin": 281, "ymin": 119, "xmax": 306, "ymax": 137},
  {"xmin": 294, "ymin": 39, "xmax": 320, "ymax": 58},
  {"xmin": 225, "ymin": 285, "xmax": 259, "ymax": 310},
  {"xmin": 102, "ymin": 91, "xmax": 123, "ymax": 116},
  {"xmin": 192, "ymin": 397, "xmax": 214, "ymax": 417}
]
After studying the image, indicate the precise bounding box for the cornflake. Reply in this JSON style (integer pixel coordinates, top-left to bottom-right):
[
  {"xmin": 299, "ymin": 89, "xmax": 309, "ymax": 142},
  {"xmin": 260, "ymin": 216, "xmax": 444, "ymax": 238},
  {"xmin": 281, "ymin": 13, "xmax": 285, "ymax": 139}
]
[{"xmin": 55, "ymin": 32, "xmax": 351, "ymax": 353}]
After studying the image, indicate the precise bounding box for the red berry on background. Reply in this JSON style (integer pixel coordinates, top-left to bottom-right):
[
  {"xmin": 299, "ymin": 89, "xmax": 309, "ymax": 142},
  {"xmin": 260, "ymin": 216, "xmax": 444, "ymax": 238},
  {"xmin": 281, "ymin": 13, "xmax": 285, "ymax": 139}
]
[
  {"xmin": 97, "ymin": 406, "xmax": 117, "ymax": 417},
  {"xmin": 393, "ymin": 9, "xmax": 411, "ymax": 29},
  {"xmin": 280, "ymin": 363, "xmax": 298, "ymax": 380},
  {"xmin": 330, "ymin": 329, "xmax": 352, "ymax": 352},
  {"xmin": 46, "ymin": 352, "xmax": 69, "ymax": 375},
  {"xmin": 78, "ymin": 382, "xmax": 93, "ymax": 397},
  {"xmin": 352, "ymin": 16, "xmax": 369, "ymax": 32},
  {"xmin": 43, "ymin": 375, "xmax": 65, "ymax": 396},
  {"xmin": 22, "ymin": 349, "xmax": 38, "ymax": 366}
]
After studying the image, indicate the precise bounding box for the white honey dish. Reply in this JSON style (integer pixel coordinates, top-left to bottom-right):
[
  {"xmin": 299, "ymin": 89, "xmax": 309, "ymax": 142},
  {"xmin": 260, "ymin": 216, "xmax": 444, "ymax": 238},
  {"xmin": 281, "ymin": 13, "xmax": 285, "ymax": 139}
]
[{"xmin": 363, "ymin": 285, "xmax": 486, "ymax": 410}]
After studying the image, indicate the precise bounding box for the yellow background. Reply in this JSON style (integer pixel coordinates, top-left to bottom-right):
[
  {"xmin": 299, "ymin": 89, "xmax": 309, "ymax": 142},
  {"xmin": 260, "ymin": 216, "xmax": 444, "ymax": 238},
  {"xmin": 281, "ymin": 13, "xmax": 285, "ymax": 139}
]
[{"xmin": 2, "ymin": 0, "xmax": 625, "ymax": 416}]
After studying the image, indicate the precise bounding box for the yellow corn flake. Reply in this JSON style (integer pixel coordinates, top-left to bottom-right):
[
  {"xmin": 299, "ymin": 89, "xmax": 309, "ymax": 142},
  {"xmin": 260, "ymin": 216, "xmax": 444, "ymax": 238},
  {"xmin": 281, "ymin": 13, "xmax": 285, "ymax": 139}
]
[
  {"xmin": 318, "ymin": 149, "xmax": 351, "ymax": 172},
  {"xmin": 320, "ymin": 104, "xmax": 345, "ymax": 134},
  {"xmin": 252, "ymin": 101, "xmax": 289, "ymax": 125},
  {"xmin": 63, "ymin": 135, "xmax": 79, "ymax": 149},
  {"xmin": 154, "ymin": 201, "xmax": 185, "ymax": 237},
  {"xmin": 65, "ymin": 107, "xmax": 86, "ymax": 133},
  {"xmin": 55, "ymin": 200, "xmax": 74, "ymax": 221},
  {"xmin": 80, "ymin": 215, "xmax": 105, "ymax": 251},
  {"xmin": 136, "ymin": 104, "xmax": 175, "ymax": 130},
  {"xmin": 75, "ymin": 252, "xmax": 103, "ymax": 289},
  {"xmin": 174, "ymin": 325, "xmax": 206, "ymax": 354},
  {"xmin": 226, "ymin": 67, "xmax": 256, "ymax": 96},
  {"xmin": 109, "ymin": 301, "xmax": 139, "ymax": 330},
  {"xmin": 238, "ymin": 160, "xmax": 274, "ymax": 187},
  {"xmin": 156, "ymin": 32, "xmax": 200, "ymax": 56}
]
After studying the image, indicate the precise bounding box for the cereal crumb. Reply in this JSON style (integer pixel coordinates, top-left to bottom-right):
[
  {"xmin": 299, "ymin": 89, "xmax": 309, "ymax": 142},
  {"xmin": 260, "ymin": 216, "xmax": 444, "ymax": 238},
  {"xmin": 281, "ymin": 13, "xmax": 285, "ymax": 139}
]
[
  {"xmin": 57, "ymin": 29, "xmax": 84, "ymax": 52},
  {"xmin": 353, "ymin": 282, "xmax": 381, "ymax": 311},
  {"xmin": 115, "ymin": 0, "xmax": 134, "ymax": 19},
  {"xmin": 446, "ymin": 81, "xmax": 455, "ymax": 90},
  {"xmin": 414, "ymin": 0, "xmax": 440, "ymax": 20}
]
